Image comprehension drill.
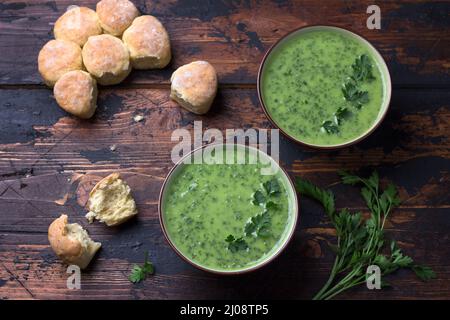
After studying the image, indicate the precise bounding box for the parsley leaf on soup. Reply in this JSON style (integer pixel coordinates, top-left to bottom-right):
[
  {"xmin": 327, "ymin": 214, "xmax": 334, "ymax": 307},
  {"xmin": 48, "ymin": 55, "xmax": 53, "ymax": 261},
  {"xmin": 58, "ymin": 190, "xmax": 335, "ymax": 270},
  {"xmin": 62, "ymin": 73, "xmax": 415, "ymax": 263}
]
[
  {"xmin": 244, "ymin": 211, "xmax": 271, "ymax": 238},
  {"xmin": 352, "ymin": 54, "xmax": 375, "ymax": 82},
  {"xmin": 263, "ymin": 179, "xmax": 281, "ymax": 196},
  {"xmin": 321, "ymin": 120, "xmax": 340, "ymax": 134},
  {"xmin": 252, "ymin": 190, "xmax": 266, "ymax": 206},
  {"xmin": 225, "ymin": 235, "xmax": 248, "ymax": 253}
]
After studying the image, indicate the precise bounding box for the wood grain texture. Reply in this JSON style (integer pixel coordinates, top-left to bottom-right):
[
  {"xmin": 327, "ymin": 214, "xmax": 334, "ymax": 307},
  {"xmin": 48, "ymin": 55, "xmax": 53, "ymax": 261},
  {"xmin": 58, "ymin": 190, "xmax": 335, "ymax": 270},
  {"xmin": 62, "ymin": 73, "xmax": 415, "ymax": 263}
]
[
  {"xmin": 0, "ymin": 0, "xmax": 449, "ymax": 300},
  {"xmin": 0, "ymin": 0, "xmax": 449, "ymax": 86}
]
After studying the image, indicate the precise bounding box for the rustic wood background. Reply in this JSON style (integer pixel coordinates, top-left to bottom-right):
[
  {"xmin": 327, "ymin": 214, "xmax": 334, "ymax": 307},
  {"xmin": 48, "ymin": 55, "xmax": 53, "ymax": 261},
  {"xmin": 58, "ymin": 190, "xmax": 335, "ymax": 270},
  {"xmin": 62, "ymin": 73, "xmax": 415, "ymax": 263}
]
[{"xmin": 0, "ymin": 0, "xmax": 449, "ymax": 300}]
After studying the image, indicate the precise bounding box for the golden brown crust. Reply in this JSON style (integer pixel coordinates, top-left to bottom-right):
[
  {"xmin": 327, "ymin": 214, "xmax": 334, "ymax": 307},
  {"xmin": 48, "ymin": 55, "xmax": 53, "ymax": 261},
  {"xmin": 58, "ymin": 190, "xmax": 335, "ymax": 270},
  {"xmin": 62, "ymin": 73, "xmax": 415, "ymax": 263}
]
[
  {"xmin": 89, "ymin": 173, "xmax": 120, "ymax": 197},
  {"xmin": 48, "ymin": 215, "xmax": 83, "ymax": 262},
  {"xmin": 96, "ymin": 0, "xmax": 140, "ymax": 36},
  {"xmin": 82, "ymin": 34, "xmax": 131, "ymax": 85},
  {"xmin": 38, "ymin": 39, "xmax": 83, "ymax": 87},
  {"xmin": 54, "ymin": 6, "xmax": 102, "ymax": 47},
  {"xmin": 48, "ymin": 214, "xmax": 101, "ymax": 269},
  {"xmin": 53, "ymin": 70, "xmax": 98, "ymax": 119},
  {"xmin": 170, "ymin": 61, "xmax": 218, "ymax": 114},
  {"xmin": 122, "ymin": 15, "xmax": 171, "ymax": 69}
]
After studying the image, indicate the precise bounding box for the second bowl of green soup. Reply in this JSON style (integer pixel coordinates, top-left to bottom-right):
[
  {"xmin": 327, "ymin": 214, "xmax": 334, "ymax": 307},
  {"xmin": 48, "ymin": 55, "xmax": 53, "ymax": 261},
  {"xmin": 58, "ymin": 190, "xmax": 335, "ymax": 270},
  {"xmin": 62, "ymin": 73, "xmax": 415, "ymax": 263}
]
[
  {"xmin": 258, "ymin": 25, "xmax": 392, "ymax": 148},
  {"xmin": 159, "ymin": 144, "xmax": 298, "ymax": 274}
]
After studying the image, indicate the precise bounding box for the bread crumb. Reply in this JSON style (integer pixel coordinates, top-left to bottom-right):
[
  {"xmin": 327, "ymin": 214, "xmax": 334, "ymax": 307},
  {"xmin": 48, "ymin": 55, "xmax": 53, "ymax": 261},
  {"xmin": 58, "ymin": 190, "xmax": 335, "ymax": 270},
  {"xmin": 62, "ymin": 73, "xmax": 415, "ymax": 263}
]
[
  {"xmin": 133, "ymin": 114, "xmax": 144, "ymax": 122},
  {"xmin": 85, "ymin": 211, "xmax": 96, "ymax": 223}
]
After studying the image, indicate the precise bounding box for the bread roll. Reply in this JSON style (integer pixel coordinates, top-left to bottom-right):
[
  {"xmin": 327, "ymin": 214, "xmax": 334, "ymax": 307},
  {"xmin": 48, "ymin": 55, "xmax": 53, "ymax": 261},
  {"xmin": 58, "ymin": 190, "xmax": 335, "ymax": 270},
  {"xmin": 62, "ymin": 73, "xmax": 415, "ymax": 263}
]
[
  {"xmin": 48, "ymin": 214, "xmax": 101, "ymax": 269},
  {"xmin": 38, "ymin": 39, "xmax": 83, "ymax": 87},
  {"xmin": 54, "ymin": 70, "xmax": 98, "ymax": 119},
  {"xmin": 82, "ymin": 34, "xmax": 131, "ymax": 85},
  {"xmin": 170, "ymin": 61, "xmax": 218, "ymax": 114},
  {"xmin": 96, "ymin": 0, "xmax": 140, "ymax": 36},
  {"xmin": 54, "ymin": 6, "xmax": 102, "ymax": 47},
  {"xmin": 86, "ymin": 173, "xmax": 138, "ymax": 226},
  {"xmin": 122, "ymin": 15, "xmax": 171, "ymax": 69}
]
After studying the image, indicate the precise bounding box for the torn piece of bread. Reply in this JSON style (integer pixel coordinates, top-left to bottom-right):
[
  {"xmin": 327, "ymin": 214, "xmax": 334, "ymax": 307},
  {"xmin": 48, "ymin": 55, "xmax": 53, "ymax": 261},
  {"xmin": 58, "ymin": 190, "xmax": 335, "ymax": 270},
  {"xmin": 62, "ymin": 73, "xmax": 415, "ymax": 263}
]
[
  {"xmin": 170, "ymin": 61, "xmax": 218, "ymax": 115},
  {"xmin": 86, "ymin": 173, "xmax": 138, "ymax": 226},
  {"xmin": 48, "ymin": 214, "xmax": 101, "ymax": 269}
]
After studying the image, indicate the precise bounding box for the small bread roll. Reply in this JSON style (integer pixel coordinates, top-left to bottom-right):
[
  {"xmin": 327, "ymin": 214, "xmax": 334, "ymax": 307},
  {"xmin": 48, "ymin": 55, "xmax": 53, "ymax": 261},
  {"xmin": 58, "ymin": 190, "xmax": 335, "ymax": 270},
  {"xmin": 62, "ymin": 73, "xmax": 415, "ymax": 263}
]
[
  {"xmin": 96, "ymin": 0, "xmax": 140, "ymax": 36},
  {"xmin": 82, "ymin": 34, "xmax": 131, "ymax": 85},
  {"xmin": 54, "ymin": 70, "xmax": 98, "ymax": 119},
  {"xmin": 170, "ymin": 61, "xmax": 218, "ymax": 114},
  {"xmin": 54, "ymin": 6, "xmax": 102, "ymax": 47},
  {"xmin": 86, "ymin": 173, "xmax": 138, "ymax": 226},
  {"xmin": 122, "ymin": 15, "xmax": 171, "ymax": 70},
  {"xmin": 38, "ymin": 39, "xmax": 83, "ymax": 87},
  {"xmin": 48, "ymin": 214, "xmax": 101, "ymax": 269}
]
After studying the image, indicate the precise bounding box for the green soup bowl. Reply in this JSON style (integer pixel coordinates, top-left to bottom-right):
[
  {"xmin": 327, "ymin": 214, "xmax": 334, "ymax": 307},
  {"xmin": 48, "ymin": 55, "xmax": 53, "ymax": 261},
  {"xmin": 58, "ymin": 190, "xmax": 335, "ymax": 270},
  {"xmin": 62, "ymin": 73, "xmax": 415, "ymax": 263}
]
[
  {"xmin": 257, "ymin": 25, "xmax": 392, "ymax": 149},
  {"xmin": 159, "ymin": 143, "xmax": 299, "ymax": 274}
]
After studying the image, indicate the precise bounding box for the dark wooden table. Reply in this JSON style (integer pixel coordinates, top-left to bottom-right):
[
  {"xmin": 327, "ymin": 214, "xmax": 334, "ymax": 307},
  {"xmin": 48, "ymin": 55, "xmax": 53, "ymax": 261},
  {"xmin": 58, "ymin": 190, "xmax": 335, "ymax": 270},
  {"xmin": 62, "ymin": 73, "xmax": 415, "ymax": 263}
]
[{"xmin": 0, "ymin": 0, "xmax": 449, "ymax": 300}]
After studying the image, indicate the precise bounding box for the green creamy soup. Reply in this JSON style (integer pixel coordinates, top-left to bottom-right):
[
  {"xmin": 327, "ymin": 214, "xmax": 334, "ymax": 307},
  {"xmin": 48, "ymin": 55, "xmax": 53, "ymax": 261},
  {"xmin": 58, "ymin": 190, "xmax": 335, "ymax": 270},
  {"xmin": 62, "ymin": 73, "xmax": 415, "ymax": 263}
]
[
  {"xmin": 261, "ymin": 29, "xmax": 385, "ymax": 146},
  {"xmin": 162, "ymin": 148, "xmax": 295, "ymax": 272}
]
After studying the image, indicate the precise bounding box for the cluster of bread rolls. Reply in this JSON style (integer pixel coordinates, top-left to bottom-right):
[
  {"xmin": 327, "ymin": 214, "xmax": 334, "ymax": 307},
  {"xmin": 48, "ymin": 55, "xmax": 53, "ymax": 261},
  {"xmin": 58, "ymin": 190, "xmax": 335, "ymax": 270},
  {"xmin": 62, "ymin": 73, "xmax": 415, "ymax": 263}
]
[
  {"xmin": 38, "ymin": 0, "xmax": 171, "ymax": 119},
  {"xmin": 44, "ymin": 1, "xmax": 219, "ymax": 269}
]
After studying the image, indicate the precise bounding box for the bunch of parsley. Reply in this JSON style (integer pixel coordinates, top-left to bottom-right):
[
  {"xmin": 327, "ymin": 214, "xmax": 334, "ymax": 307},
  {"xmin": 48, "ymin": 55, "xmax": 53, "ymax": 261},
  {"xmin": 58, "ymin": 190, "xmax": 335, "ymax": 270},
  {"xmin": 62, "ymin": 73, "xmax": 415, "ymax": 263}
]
[{"xmin": 296, "ymin": 171, "xmax": 435, "ymax": 300}]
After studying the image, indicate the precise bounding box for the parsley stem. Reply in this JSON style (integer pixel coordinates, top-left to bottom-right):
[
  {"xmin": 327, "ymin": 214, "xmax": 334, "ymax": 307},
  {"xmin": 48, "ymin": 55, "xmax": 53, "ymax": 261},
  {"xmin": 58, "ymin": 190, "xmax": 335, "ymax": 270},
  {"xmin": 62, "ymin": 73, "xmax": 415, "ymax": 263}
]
[
  {"xmin": 323, "ymin": 276, "xmax": 366, "ymax": 300},
  {"xmin": 313, "ymin": 257, "xmax": 340, "ymax": 300},
  {"xmin": 319, "ymin": 266, "xmax": 364, "ymax": 300}
]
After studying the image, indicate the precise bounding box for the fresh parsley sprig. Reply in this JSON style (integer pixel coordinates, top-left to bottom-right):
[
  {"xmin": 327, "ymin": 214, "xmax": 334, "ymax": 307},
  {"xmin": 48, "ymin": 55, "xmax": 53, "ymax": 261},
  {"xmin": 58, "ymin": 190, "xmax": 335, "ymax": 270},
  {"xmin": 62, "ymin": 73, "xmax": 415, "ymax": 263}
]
[
  {"xmin": 342, "ymin": 80, "xmax": 369, "ymax": 110},
  {"xmin": 322, "ymin": 54, "xmax": 374, "ymax": 134},
  {"xmin": 226, "ymin": 178, "xmax": 281, "ymax": 249},
  {"xmin": 334, "ymin": 107, "xmax": 352, "ymax": 125},
  {"xmin": 351, "ymin": 54, "xmax": 375, "ymax": 82},
  {"xmin": 244, "ymin": 210, "xmax": 271, "ymax": 237},
  {"xmin": 128, "ymin": 251, "xmax": 154, "ymax": 284},
  {"xmin": 296, "ymin": 171, "xmax": 435, "ymax": 300}
]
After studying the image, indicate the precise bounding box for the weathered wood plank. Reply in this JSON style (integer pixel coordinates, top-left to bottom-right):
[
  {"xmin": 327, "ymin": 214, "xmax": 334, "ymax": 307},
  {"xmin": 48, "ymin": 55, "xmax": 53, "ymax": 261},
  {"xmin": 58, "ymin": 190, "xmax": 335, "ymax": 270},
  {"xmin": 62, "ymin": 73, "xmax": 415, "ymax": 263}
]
[
  {"xmin": 0, "ymin": 0, "xmax": 449, "ymax": 301},
  {"xmin": 0, "ymin": 0, "xmax": 449, "ymax": 86},
  {"xmin": 0, "ymin": 87, "xmax": 448, "ymax": 179},
  {"xmin": 0, "ymin": 86, "xmax": 448, "ymax": 299},
  {"xmin": 0, "ymin": 186, "xmax": 448, "ymax": 299}
]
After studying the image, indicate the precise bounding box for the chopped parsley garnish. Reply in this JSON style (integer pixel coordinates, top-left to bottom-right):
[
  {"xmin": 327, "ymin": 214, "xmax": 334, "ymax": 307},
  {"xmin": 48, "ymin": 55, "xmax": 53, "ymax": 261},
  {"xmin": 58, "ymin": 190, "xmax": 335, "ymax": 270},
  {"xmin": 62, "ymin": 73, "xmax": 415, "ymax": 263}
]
[
  {"xmin": 252, "ymin": 190, "xmax": 266, "ymax": 206},
  {"xmin": 265, "ymin": 200, "xmax": 278, "ymax": 210},
  {"xmin": 322, "ymin": 54, "xmax": 374, "ymax": 134},
  {"xmin": 244, "ymin": 210, "xmax": 271, "ymax": 237},
  {"xmin": 263, "ymin": 179, "xmax": 281, "ymax": 196},
  {"xmin": 225, "ymin": 235, "xmax": 248, "ymax": 252},
  {"xmin": 321, "ymin": 120, "xmax": 339, "ymax": 134},
  {"xmin": 334, "ymin": 107, "xmax": 352, "ymax": 125},
  {"xmin": 351, "ymin": 54, "xmax": 375, "ymax": 82},
  {"xmin": 342, "ymin": 80, "xmax": 369, "ymax": 109},
  {"xmin": 226, "ymin": 179, "xmax": 282, "ymax": 249}
]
